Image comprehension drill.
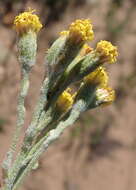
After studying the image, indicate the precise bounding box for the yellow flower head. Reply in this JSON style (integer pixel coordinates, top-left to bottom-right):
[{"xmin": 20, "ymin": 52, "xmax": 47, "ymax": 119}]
[
  {"xmin": 14, "ymin": 8, "xmax": 42, "ymax": 35},
  {"xmin": 56, "ymin": 89, "xmax": 74, "ymax": 112},
  {"xmin": 96, "ymin": 40, "xmax": 118, "ymax": 64},
  {"xmin": 84, "ymin": 66, "xmax": 109, "ymax": 87},
  {"xmin": 60, "ymin": 19, "xmax": 94, "ymax": 43},
  {"xmin": 96, "ymin": 87, "xmax": 115, "ymax": 106}
]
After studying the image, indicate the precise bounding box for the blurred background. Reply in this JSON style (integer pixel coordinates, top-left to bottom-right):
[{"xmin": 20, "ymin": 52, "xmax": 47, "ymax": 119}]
[{"xmin": 0, "ymin": 0, "xmax": 136, "ymax": 190}]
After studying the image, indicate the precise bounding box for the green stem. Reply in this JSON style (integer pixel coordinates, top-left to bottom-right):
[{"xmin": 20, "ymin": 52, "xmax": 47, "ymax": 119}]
[
  {"xmin": 24, "ymin": 77, "xmax": 49, "ymax": 139},
  {"xmin": 2, "ymin": 68, "xmax": 30, "ymax": 185},
  {"xmin": 12, "ymin": 100, "xmax": 84, "ymax": 190},
  {"xmin": 5, "ymin": 77, "xmax": 49, "ymax": 188}
]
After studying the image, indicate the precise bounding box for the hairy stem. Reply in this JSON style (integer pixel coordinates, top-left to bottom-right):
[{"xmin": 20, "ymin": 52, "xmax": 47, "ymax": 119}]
[
  {"xmin": 2, "ymin": 67, "xmax": 30, "ymax": 187},
  {"xmin": 12, "ymin": 100, "xmax": 84, "ymax": 190}
]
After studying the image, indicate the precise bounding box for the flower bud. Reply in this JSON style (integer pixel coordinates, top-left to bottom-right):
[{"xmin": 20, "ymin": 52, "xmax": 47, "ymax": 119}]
[
  {"xmin": 56, "ymin": 88, "xmax": 74, "ymax": 113},
  {"xmin": 60, "ymin": 19, "xmax": 94, "ymax": 44},
  {"xmin": 79, "ymin": 44, "xmax": 93, "ymax": 57},
  {"xmin": 84, "ymin": 66, "xmax": 108, "ymax": 87},
  {"xmin": 46, "ymin": 19, "xmax": 94, "ymax": 79},
  {"xmin": 74, "ymin": 67, "xmax": 114, "ymax": 110},
  {"xmin": 95, "ymin": 87, "xmax": 115, "ymax": 106},
  {"xmin": 14, "ymin": 9, "xmax": 42, "ymax": 68}
]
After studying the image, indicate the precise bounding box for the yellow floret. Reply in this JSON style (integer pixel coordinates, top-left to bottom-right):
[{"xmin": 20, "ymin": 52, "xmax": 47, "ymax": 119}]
[
  {"xmin": 69, "ymin": 19, "xmax": 94, "ymax": 41},
  {"xmin": 96, "ymin": 87, "xmax": 115, "ymax": 106},
  {"xmin": 80, "ymin": 44, "xmax": 93, "ymax": 56},
  {"xmin": 60, "ymin": 30, "xmax": 69, "ymax": 36},
  {"xmin": 60, "ymin": 19, "xmax": 94, "ymax": 43},
  {"xmin": 56, "ymin": 89, "xmax": 74, "ymax": 112},
  {"xmin": 96, "ymin": 40, "xmax": 118, "ymax": 64},
  {"xmin": 84, "ymin": 67, "xmax": 109, "ymax": 87},
  {"xmin": 14, "ymin": 8, "xmax": 42, "ymax": 35}
]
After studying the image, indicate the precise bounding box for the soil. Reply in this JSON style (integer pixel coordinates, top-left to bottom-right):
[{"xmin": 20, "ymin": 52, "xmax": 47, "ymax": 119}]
[{"xmin": 0, "ymin": 0, "xmax": 136, "ymax": 190}]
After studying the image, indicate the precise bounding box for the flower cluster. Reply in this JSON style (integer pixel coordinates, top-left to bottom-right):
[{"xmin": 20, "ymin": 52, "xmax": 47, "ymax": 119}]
[
  {"xmin": 1, "ymin": 10, "xmax": 118, "ymax": 190},
  {"xmin": 46, "ymin": 19, "xmax": 118, "ymax": 110}
]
